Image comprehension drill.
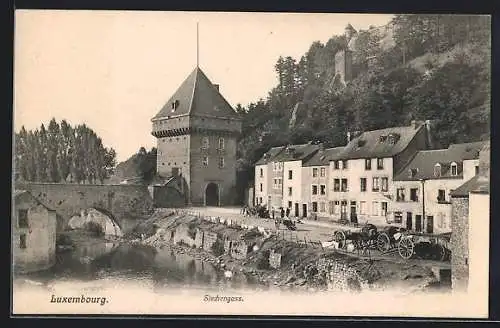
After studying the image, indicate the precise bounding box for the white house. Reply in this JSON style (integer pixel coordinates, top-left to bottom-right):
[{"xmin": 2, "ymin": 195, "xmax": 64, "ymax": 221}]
[
  {"xmin": 327, "ymin": 121, "xmax": 433, "ymax": 226},
  {"xmin": 254, "ymin": 146, "xmax": 284, "ymax": 208},
  {"xmin": 392, "ymin": 141, "xmax": 486, "ymax": 234}
]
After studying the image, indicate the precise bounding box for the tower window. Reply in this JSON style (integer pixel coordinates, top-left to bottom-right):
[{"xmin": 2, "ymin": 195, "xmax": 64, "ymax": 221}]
[
  {"xmin": 202, "ymin": 156, "xmax": 209, "ymax": 166},
  {"xmin": 201, "ymin": 137, "xmax": 209, "ymax": 149},
  {"xmin": 218, "ymin": 137, "xmax": 225, "ymax": 150},
  {"xmin": 218, "ymin": 157, "xmax": 225, "ymax": 168},
  {"xmin": 171, "ymin": 100, "xmax": 180, "ymax": 112},
  {"xmin": 18, "ymin": 209, "xmax": 28, "ymax": 228}
]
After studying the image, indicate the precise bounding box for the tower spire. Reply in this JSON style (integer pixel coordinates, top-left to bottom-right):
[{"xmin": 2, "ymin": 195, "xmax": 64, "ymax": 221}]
[{"xmin": 196, "ymin": 22, "xmax": 199, "ymax": 68}]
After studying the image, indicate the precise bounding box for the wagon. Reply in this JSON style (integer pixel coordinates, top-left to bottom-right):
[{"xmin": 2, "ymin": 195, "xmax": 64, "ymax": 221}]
[
  {"xmin": 397, "ymin": 231, "xmax": 451, "ymax": 261},
  {"xmin": 333, "ymin": 224, "xmax": 406, "ymax": 253}
]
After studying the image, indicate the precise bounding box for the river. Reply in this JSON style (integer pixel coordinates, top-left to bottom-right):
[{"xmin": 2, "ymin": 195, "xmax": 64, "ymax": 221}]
[{"xmin": 14, "ymin": 232, "xmax": 261, "ymax": 292}]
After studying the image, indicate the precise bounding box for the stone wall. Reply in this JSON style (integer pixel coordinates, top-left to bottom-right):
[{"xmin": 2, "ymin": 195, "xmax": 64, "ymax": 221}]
[
  {"xmin": 15, "ymin": 183, "xmax": 155, "ymax": 233},
  {"xmin": 317, "ymin": 257, "xmax": 370, "ymax": 292},
  {"xmin": 451, "ymin": 196, "xmax": 469, "ymax": 291},
  {"xmin": 269, "ymin": 249, "xmax": 282, "ymax": 269}
]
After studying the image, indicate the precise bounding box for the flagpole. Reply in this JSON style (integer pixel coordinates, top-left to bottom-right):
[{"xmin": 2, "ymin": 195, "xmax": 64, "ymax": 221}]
[{"xmin": 196, "ymin": 22, "xmax": 199, "ymax": 68}]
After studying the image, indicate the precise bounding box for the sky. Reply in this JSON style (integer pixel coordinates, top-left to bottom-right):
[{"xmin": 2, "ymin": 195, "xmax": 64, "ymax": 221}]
[{"xmin": 14, "ymin": 11, "xmax": 394, "ymax": 162}]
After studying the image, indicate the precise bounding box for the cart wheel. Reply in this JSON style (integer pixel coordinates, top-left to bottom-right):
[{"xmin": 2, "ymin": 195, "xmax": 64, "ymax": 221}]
[
  {"xmin": 398, "ymin": 236, "xmax": 415, "ymax": 260},
  {"xmin": 334, "ymin": 231, "xmax": 346, "ymax": 249},
  {"xmin": 377, "ymin": 233, "xmax": 391, "ymax": 252}
]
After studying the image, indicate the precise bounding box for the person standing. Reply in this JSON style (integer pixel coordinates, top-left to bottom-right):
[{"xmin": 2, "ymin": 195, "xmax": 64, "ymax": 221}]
[{"xmin": 286, "ymin": 207, "xmax": 290, "ymax": 218}]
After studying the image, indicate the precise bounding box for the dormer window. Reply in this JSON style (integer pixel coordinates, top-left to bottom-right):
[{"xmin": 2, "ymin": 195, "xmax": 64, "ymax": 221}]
[
  {"xmin": 409, "ymin": 168, "xmax": 418, "ymax": 178},
  {"xmin": 171, "ymin": 100, "xmax": 180, "ymax": 112},
  {"xmin": 434, "ymin": 163, "xmax": 442, "ymax": 178},
  {"xmin": 387, "ymin": 133, "xmax": 400, "ymax": 145},
  {"xmin": 451, "ymin": 162, "xmax": 458, "ymax": 176},
  {"xmin": 379, "ymin": 135, "xmax": 387, "ymax": 142}
]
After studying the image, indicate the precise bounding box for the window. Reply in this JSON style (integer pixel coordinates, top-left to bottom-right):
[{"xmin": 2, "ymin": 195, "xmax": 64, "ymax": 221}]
[
  {"xmin": 334, "ymin": 201, "xmax": 340, "ymax": 214},
  {"xmin": 288, "ymin": 170, "xmax": 293, "ymax": 180},
  {"xmin": 410, "ymin": 188, "xmax": 419, "ymax": 202},
  {"xmin": 377, "ymin": 158, "xmax": 384, "ymax": 170},
  {"xmin": 438, "ymin": 189, "xmax": 446, "ymax": 202},
  {"xmin": 365, "ymin": 159, "xmax": 372, "ymax": 170},
  {"xmin": 320, "ymin": 202, "xmax": 326, "ymax": 212},
  {"xmin": 259, "ymin": 183, "xmax": 263, "ymax": 192},
  {"xmin": 202, "ymin": 156, "xmax": 209, "ymax": 166},
  {"xmin": 360, "ymin": 201, "xmax": 367, "ymax": 215},
  {"xmin": 381, "ymin": 177, "xmax": 388, "ymax": 192},
  {"xmin": 438, "ymin": 212, "xmax": 446, "ymax": 229},
  {"xmin": 218, "ymin": 137, "xmax": 225, "ymax": 150},
  {"xmin": 18, "ymin": 209, "xmax": 28, "ymax": 228},
  {"xmin": 288, "ymin": 187, "xmax": 293, "ymax": 196},
  {"xmin": 288, "ymin": 201, "xmax": 292, "ymax": 209},
  {"xmin": 372, "ymin": 202, "xmax": 379, "ymax": 216},
  {"xmin": 341, "ymin": 179, "xmax": 348, "ymax": 192},
  {"xmin": 218, "ymin": 157, "xmax": 225, "ymax": 168},
  {"xmin": 396, "ymin": 188, "xmax": 406, "ymax": 201},
  {"xmin": 312, "ymin": 202, "xmax": 318, "ymax": 212},
  {"xmin": 475, "ymin": 165, "xmax": 480, "ymax": 175},
  {"xmin": 434, "ymin": 164, "xmax": 442, "ymax": 177},
  {"xmin": 372, "ymin": 177, "xmax": 379, "ymax": 191},
  {"xmin": 19, "ymin": 234, "xmax": 27, "ymax": 249},
  {"xmin": 259, "ymin": 197, "xmax": 263, "ymax": 204},
  {"xmin": 342, "ymin": 160, "xmax": 348, "ymax": 170},
  {"xmin": 312, "ymin": 168, "xmax": 318, "ymax": 177},
  {"xmin": 340, "ymin": 201, "xmax": 348, "ymax": 219},
  {"xmin": 260, "ymin": 168, "xmax": 263, "ymax": 178},
  {"xmin": 394, "ymin": 212, "xmax": 403, "ymax": 224},
  {"xmin": 333, "ymin": 179, "xmax": 340, "ymax": 192},
  {"xmin": 381, "ymin": 202, "xmax": 388, "ymax": 216},
  {"xmin": 320, "ymin": 167, "xmax": 326, "ymax": 177},
  {"xmin": 319, "ymin": 185, "xmax": 326, "ymax": 195},
  {"xmin": 312, "ymin": 185, "xmax": 318, "ymax": 195},
  {"xmin": 360, "ymin": 178, "xmax": 367, "ymax": 192},
  {"xmin": 451, "ymin": 163, "xmax": 458, "ymax": 176},
  {"xmin": 328, "ymin": 201, "xmax": 334, "ymax": 214},
  {"xmin": 334, "ymin": 161, "xmax": 340, "ymax": 170},
  {"xmin": 201, "ymin": 137, "xmax": 209, "ymax": 149}
]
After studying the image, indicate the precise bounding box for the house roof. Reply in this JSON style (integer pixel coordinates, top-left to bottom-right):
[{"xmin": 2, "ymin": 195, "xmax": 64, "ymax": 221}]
[
  {"xmin": 152, "ymin": 67, "xmax": 240, "ymax": 121},
  {"xmin": 271, "ymin": 143, "xmax": 321, "ymax": 162},
  {"xmin": 394, "ymin": 141, "xmax": 486, "ymax": 181},
  {"xmin": 330, "ymin": 123, "xmax": 426, "ymax": 161},
  {"xmin": 450, "ymin": 175, "xmax": 490, "ymax": 197},
  {"xmin": 255, "ymin": 146, "xmax": 285, "ymax": 165},
  {"xmin": 303, "ymin": 146, "xmax": 345, "ymax": 167}
]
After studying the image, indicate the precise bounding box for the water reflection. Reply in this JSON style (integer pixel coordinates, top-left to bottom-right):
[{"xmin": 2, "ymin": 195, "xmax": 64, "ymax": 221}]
[{"xmin": 19, "ymin": 238, "xmax": 257, "ymax": 290}]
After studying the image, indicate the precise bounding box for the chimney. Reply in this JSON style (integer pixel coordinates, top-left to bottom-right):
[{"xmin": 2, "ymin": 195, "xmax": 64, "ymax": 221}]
[{"xmin": 213, "ymin": 84, "xmax": 220, "ymax": 92}]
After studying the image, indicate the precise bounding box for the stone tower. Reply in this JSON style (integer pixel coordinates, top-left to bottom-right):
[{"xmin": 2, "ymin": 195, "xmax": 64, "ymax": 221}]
[
  {"xmin": 151, "ymin": 67, "xmax": 242, "ymax": 206},
  {"xmin": 334, "ymin": 23, "xmax": 357, "ymax": 85}
]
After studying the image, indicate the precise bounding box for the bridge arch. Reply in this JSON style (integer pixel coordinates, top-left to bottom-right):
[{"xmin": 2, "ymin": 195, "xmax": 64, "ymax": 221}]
[{"xmin": 68, "ymin": 207, "xmax": 123, "ymax": 237}]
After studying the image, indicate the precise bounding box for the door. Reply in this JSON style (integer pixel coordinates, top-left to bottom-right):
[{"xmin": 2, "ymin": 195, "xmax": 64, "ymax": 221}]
[
  {"xmin": 426, "ymin": 216, "xmax": 434, "ymax": 234},
  {"xmin": 341, "ymin": 201, "xmax": 348, "ymax": 220},
  {"xmin": 294, "ymin": 203, "xmax": 299, "ymax": 217},
  {"xmin": 302, "ymin": 204, "xmax": 307, "ymax": 218},
  {"xmin": 205, "ymin": 183, "xmax": 219, "ymax": 206},
  {"xmin": 406, "ymin": 212, "xmax": 413, "ymax": 230},
  {"xmin": 415, "ymin": 215, "xmax": 422, "ymax": 232},
  {"xmin": 350, "ymin": 201, "xmax": 357, "ymax": 223}
]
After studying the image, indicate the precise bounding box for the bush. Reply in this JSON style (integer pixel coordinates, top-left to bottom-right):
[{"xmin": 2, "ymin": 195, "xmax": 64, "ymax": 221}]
[
  {"xmin": 211, "ymin": 239, "xmax": 225, "ymax": 257},
  {"xmin": 256, "ymin": 250, "xmax": 270, "ymax": 270},
  {"xmin": 83, "ymin": 221, "xmax": 105, "ymax": 237}
]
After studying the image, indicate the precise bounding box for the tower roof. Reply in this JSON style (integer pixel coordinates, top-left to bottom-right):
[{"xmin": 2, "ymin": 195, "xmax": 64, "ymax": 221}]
[{"xmin": 152, "ymin": 67, "xmax": 240, "ymax": 121}]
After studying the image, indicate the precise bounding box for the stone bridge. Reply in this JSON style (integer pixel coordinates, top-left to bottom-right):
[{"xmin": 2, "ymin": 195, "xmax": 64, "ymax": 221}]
[{"xmin": 14, "ymin": 182, "xmax": 184, "ymax": 233}]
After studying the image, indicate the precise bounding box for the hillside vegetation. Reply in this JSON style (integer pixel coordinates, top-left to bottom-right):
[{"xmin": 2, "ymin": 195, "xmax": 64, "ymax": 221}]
[{"xmin": 111, "ymin": 15, "xmax": 490, "ymax": 200}]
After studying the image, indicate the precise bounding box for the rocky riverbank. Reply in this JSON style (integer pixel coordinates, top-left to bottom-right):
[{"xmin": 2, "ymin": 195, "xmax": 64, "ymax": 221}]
[{"xmin": 125, "ymin": 210, "xmax": 442, "ymax": 294}]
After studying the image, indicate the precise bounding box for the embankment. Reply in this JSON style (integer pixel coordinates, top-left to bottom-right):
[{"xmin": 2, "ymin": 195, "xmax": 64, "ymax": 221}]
[{"xmin": 128, "ymin": 210, "xmax": 439, "ymax": 293}]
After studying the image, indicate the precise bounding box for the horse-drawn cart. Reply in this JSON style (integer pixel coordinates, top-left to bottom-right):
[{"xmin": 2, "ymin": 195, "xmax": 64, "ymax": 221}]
[
  {"xmin": 397, "ymin": 231, "xmax": 451, "ymax": 261},
  {"xmin": 333, "ymin": 223, "xmax": 406, "ymax": 254}
]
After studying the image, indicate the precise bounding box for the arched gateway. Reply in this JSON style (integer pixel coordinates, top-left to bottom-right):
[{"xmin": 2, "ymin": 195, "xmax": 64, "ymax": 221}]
[{"xmin": 205, "ymin": 183, "xmax": 219, "ymax": 206}]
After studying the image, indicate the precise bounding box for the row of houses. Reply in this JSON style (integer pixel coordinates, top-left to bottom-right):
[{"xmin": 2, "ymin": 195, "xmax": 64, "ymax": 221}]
[{"xmin": 254, "ymin": 120, "xmax": 489, "ymax": 235}]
